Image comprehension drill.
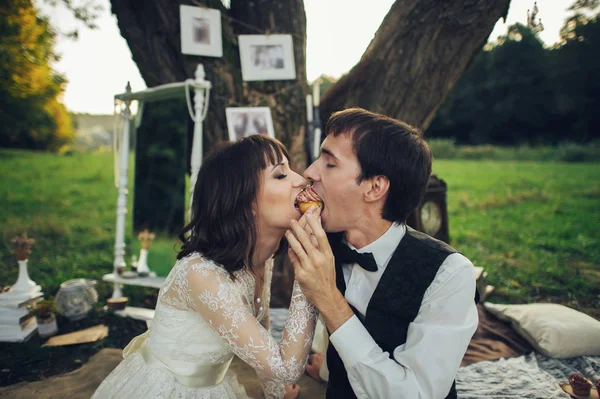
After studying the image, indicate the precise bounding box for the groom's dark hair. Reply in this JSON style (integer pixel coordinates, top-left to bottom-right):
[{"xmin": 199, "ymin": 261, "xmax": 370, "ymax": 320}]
[
  {"xmin": 326, "ymin": 108, "xmax": 432, "ymax": 224},
  {"xmin": 178, "ymin": 134, "xmax": 289, "ymax": 278}
]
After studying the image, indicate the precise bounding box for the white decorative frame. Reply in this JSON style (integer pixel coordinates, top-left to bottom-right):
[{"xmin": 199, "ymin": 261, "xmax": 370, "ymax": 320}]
[
  {"xmin": 109, "ymin": 64, "xmax": 211, "ymax": 300},
  {"xmin": 225, "ymin": 107, "xmax": 275, "ymax": 141},
  {"xmin": 238, "ymin": 35, "xmax": 296, "ymax": 81},
  {"xmin": 180, "ymin": 5, "xmax": 223, "ymax": 57}
]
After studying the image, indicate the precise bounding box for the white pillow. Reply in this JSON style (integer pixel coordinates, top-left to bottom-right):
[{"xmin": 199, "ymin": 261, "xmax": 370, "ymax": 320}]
[{"xmin": 483, "ymin": 302, "xmax": 600, "ymax": 358}]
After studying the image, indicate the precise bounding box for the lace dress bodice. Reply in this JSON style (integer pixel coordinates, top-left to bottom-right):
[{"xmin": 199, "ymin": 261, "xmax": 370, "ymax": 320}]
[
  {"xmin": 149, "ymin": 253, "xmax": 273, "ymax": 367},
  {"xmin": 94, "ymin": 253, "xmax": 318, "ymax": 399}
]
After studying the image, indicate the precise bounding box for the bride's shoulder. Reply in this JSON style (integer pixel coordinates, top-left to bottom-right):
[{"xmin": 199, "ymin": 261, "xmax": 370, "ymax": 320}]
[{"xmin": 177, "ymin": 252, "xmax": 231, "ymax": 280}]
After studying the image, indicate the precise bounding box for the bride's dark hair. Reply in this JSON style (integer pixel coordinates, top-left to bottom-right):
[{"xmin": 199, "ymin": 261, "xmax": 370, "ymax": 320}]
[{"xmin": 177, "ymin": 134, "xmax": 290, "ymax": 277}]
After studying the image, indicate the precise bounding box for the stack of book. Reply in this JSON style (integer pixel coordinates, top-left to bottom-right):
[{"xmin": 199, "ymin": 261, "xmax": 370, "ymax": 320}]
[{"xmin": 0, "ymin": 293, "xmax": 42, "ymax": 342}]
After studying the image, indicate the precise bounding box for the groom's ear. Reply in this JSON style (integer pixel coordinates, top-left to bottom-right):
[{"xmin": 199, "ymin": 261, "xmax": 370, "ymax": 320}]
[{"xmin": 364, "ymin": 175, "xmax": 390, "ymax": 203}]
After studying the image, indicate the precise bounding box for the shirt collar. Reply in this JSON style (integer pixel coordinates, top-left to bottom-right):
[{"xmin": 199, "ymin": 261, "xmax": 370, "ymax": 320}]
[{"xmin": 346, "ymin": 223, "xmax": 406, "ymax": 268}]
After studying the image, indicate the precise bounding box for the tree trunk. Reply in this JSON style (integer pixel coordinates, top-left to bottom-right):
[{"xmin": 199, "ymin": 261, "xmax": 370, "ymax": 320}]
[{"xmin": 319, "ymin": 0, "xmax": 510, "ymax": 130}]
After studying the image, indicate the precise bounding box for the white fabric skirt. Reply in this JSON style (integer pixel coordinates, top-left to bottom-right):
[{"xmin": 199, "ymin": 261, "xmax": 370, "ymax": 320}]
[{"xmin": 92, "ymin": 352, "xmax": 251, "ymax": 399}]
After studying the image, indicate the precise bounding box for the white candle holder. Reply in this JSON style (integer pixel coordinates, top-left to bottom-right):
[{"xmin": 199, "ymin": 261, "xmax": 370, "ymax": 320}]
[
  {"xmin": 3, "ymin": 234, "xmax": 42, "ymax": 302},
  {"xmin": 11, "ymin": 260, "xmax": 40, "ymax": 295},
  {"xmin": 137, "ymin": 248, "xmax": 151, "ymax": 276}
]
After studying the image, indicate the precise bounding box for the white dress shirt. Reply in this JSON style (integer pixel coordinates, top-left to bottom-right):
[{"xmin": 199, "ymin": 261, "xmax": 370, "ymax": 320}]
[{"xmin": 329, "ymin": 223, "xmax": 479, "ymax": 399}]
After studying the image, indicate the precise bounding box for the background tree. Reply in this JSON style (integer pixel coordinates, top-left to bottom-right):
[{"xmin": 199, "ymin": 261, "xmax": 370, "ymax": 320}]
[
  {"xmin": 133, "ymin": 99, "xmax": 189, "ymax": 235},
  {"xmin": 312, "ymin": 74, "xmax": 338, "ymax": 97},
  {"xmin": 552, "ymin": 8, "xmax": 600, "ymax": 142},
  {"xmin": 0, "ymin": 0, "xmax": 74, "ymax": 151},
  {"xmin": 428, "ymin": 24, "xmax": 554, "ymax": 145},
  {"xmin": 428, "ymin": 1, "xmax": 600, "ymax": 145}
]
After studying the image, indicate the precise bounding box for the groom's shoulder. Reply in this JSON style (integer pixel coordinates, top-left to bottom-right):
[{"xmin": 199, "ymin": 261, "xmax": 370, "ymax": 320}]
[{"xmin": 403, "ymin": 226, "xmax": 457, "ymax": 255}]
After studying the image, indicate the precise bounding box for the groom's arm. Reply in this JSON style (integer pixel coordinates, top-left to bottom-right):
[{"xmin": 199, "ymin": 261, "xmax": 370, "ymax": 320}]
[
  {"xmin": 327, "ymin": 254, "xmax": 478, "ymax": 399},
  {"xmin": 287, "ymin": 214, "xmax": 478, "ymax": 398},
  {"xmin": 313, "ymin": 289, "xmax": 355, "ymax": 333}
]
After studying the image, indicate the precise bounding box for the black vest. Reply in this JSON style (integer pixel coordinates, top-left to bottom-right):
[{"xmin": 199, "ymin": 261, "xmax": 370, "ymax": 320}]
[{"xmin": 326, "ymin": 227, "xmax": 463, "ymax": 399}]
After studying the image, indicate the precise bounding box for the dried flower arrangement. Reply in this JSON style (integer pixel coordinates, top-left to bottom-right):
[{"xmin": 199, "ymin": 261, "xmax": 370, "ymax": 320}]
[{"xmin": 10, "ymin": 233, "xmax": 35, "ymax": 261}]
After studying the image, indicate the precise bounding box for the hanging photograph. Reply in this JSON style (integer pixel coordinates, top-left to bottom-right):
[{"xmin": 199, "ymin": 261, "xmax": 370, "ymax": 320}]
[
  {"xmin": 226, "ymin": 107, "xmax": 276, "ymax": 141},
  {"xmin": 180, "ymin": 5, "xmax": 223, "ymax": 57},
  {"xmin": 238, "ymin": 35, "xmax": 296, "ymax": 81}
]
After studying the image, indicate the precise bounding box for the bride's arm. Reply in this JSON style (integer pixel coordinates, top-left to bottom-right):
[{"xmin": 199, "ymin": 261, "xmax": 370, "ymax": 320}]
[
  {"xmin": 187, "ymin": 260, "xmax": 318, "ymax": 387},
  {"xmin": 257, "ymin": 311, "xmax": 286, "ymax": 398}
]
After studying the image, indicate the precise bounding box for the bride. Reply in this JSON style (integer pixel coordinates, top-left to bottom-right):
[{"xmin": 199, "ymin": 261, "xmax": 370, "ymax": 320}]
[{"xmin": 93, "ymin": 135, "xmax": 320, "ymax": 399}]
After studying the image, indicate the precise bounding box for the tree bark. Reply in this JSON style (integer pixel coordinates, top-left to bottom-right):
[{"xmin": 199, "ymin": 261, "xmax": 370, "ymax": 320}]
[{"xmin": 319, "ymin": 0, "xmax": 510, "ymax": 130}]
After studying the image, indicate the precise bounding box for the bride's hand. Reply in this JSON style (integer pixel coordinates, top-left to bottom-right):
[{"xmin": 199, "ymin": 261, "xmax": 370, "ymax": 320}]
[{"xmin": 284, "ymin": 383, "xmax": 300, "ymax": 399}]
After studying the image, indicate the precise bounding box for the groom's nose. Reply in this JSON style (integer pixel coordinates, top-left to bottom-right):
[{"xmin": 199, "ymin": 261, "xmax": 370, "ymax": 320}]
[{"xmin": 303, "ymin": 162, "xmax": 318, "ymax": 182}]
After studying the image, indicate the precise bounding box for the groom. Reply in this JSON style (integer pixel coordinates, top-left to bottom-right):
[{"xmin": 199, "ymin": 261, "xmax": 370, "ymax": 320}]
[{"xmin": 286, "ymin": 108, "xmax": 479, "ymax": 398}]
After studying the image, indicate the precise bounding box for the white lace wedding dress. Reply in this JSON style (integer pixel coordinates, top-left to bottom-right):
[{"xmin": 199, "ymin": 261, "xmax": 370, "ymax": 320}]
[{"xmin": 92, "ymin": 253, "xmax": 318, "ymax": 399}]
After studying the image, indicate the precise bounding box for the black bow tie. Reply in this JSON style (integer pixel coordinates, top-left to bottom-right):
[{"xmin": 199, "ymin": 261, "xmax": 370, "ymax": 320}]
[{"xmin": 334, "ymin": 243, "xmax": 378, "ymax": 272}]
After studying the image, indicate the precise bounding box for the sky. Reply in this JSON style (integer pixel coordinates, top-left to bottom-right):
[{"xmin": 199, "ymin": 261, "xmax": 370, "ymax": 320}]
[{"xmin": 41, "ymin": 0, "xmax": 575, "ymax": 115}]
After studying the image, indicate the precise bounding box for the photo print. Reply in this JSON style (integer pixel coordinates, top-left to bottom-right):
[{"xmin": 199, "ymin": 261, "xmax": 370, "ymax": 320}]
[
  {"xmin": 225, "ymin": 107, "xmax": 276, "ymax": 141},
  {"xmin": 238, "ymin": 35, "xmax": 296, "ymax": 81},
  {"xmin": 180, "ymin": 5, "xmax": 223, "ymax": 57}
]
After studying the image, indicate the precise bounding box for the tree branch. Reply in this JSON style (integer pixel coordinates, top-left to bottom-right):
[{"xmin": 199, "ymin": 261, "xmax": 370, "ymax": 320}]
[{"xmin": 320, "ymin": 0, "xmax": 511, "ymax": 130}]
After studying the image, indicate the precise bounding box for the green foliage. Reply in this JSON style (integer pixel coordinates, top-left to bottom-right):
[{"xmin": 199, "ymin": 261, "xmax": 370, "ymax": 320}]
[
  {"xmin": 553, "ymin": 13, "xmax": 600, "ymax": 142},
  {"xmin": 429, "ymin": 139, "xmax": 600, "ymax": 162},
  {"xmin": 429, "ymin": 10, "xmax": 600, "ymax": 146},
  {"xmin": 133, "ymin": 100, "xmax": 188, "ymax": 236},
  {"xmin": 311, "ymin": 74, "xmax": 338, "ymax": 97},
  {"xmin": 29, "ymin": 298, "xmax": 56, "ymax": 319},
  {"xmin": 568, "ymin": 0, "xmax": 600, "ymax": 11},
  {"xmin": 43, "ymin": 0, "xmax": 104, "ymax": 33},
  {"xmin": 429, "ymin": 139, "xmax": 459, "ymax": 159},
  {"xmin": 0, "ymin": 0, "xmax": 74, "ymax": 152}
]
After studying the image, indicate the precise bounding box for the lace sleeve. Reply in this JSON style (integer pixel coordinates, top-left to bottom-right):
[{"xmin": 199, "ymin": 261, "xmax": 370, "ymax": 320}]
[
  {"xmin": 187, "ymin": 260, "xmax": 318, "ymax": 387},
  {"xmin": 258, "ymin": 259, "xmax": 285, "ymax": 399},
  {"xmin": 258, "ymin": 375, "xmax": 285, "ymax": 399},
  {"xmin": 257, "ymin": 313, "xmax": 285, "ymax": 399},
  {"xmin": 260, "ymin": 257, "xmax": 274, "ymax": 329}
]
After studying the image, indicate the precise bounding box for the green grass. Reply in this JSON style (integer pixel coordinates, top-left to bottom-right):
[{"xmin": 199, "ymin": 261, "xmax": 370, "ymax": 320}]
[
  {"xmin": 0, "ymin": 149, "xmax": 599, "ymax": 318},
  {"xmin": 429, "ymin": 138, "xmax": 600, "ymax": 163},
  {"xmin": 432, "ymin": 160, "xmax": 600, "ymax": 317},
  {"xmin": 0, "ymin": 149, "xmax": 182, "ymax": 304}
]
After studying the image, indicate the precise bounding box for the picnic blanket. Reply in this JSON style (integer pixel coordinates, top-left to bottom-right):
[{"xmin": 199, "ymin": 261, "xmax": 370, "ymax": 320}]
[{"xmin": 457, "ymin": 353, "xmax": 600, "ymax": 398}]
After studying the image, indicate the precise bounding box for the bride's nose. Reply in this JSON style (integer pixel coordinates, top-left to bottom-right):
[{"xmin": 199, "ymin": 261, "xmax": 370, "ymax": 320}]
[{"xmin": 293, "ymin": 174, "xmax": 307, "ymax": 188}]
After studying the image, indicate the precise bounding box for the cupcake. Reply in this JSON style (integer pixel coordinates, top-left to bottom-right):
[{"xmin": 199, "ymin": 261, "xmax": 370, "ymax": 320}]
[{"xmin": 569, "ymin": 373, "xmax": 592, "ymax": 396}]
